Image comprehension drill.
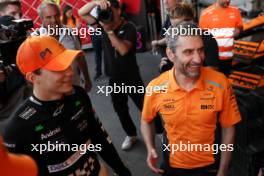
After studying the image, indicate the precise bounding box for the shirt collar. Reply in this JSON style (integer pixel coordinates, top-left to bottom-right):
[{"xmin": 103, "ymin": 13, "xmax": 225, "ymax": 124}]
[{"xmin": 168, "ymin": 67, "xmax": 205, "ymax": 91}]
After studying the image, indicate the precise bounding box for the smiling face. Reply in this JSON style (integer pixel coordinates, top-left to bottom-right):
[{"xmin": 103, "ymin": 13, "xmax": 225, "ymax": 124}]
[
  {"xmin": 27, "ymin": 66, "xmax": 74, "ymax": 100},
  {"xmin": 167, "ymin": 35, "xmax": 205, "ymax": 79}
]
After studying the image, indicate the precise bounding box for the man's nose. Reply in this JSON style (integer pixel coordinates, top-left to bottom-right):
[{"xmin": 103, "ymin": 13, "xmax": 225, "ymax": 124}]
[
  {"xmin": 193, "ymin": 51, "xmax": 203, "ymax": 64},
  {"xmin": 50, "ymin": 16, "xmax": 57, "ymax": 23}
]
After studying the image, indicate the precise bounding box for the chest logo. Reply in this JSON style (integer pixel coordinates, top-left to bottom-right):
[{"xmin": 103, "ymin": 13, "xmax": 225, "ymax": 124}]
[
  {"xmin": 163, "ymin": 104, "xmax": 176, "ymax": 111},
  {"xmin": 201, "ymin": 105, "xmax": 214, "ymax": 110}
]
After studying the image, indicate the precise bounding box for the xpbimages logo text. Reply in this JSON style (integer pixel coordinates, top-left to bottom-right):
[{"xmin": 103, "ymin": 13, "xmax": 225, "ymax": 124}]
[
  {"xmin": 163, "ymin": 141, "xmax": 234, "ymax": 155},
  {"xmin": 97, "ymin": 83, "xmax": 168, "ymax": 96},
  {"xmin": 163, "ymin": 26, "xmax": 235, "ymax": 38},
  {"xmin": 31, "ymin": 140, "xmax": 102, "ymax": 154},
  {"xmin": 31, "ymin": 25, "xmax": 102, "ymax": 39}
]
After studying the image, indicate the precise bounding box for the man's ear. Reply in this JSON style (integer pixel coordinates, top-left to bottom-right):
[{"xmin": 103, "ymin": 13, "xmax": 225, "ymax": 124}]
[
  {"xmin": 25, "ymin": 72, "xmax": 37, "ymax": 84},
  {"xmin": 166, "ymin": 47, "xmax": 175, "ymax": 63}
]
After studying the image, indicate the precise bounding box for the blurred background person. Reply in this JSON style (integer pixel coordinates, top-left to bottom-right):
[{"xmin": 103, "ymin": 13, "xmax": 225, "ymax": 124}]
[
  {"xmin": 151, "ymin": 0, "xmax": 182, "ymax": 72},
  {"xmin": 0, "ymin": 0, "xmax": 21, "ymax": 19},
  {"xmin": 199, "ymin": 0, "xmax": 243, "ymax": 75},
  {"xmin": 0, "ymin": 1, "xmax": 32, "ymax": 121},
  {"xmin": 61, "ymin": 4, "xmax": 81, "ymax": 29},
  {"xmin": 79, "ymin": 0, "xmax": 163, "ymax": 150}
]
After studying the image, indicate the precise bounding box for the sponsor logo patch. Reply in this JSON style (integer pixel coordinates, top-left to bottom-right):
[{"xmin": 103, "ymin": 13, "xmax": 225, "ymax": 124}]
[
  {"xmin": 19, "ymin": 107, "xmax": 37, "ymax": 120},
  {"xmin": 41, "ymin": 127, "xmax": 61, "ymax": 140}
]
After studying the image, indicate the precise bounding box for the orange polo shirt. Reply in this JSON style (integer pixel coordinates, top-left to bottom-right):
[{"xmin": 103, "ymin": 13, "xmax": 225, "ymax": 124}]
[
  {"xmin": 199, "ymin": 5, "xmax": 243, "ymax": 60},
  {"xmin": 142, "ymin": 67, "xmax": 241, "ymax": 169}
]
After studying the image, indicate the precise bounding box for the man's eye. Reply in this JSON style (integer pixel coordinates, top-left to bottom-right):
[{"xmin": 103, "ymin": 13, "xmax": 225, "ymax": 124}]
[
  {"xmin": 184, "ymin": 50, "xmax": 192, "ymax": 55},
  {"xmin": 198, "ymin": 47, "xmax": 204, "ymax": 53}
]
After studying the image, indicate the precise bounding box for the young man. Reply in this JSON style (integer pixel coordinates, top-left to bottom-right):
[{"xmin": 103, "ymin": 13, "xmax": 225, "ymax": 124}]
[
  {"xmin": 141, "ymin": 22, "xmax": 241, "ymax": 176},
  {"xmin": 32, "ymin": 1, "xmax": 92, "ymax": 92},
  {"xmin": 79, "ymin": 0, "xmax": 163, "ymax": 150},
  {"xmin": 199, "ymin": 0, "xmax": 243, "ymax": 75},
  {"xmin": 3, "ymin": 36, "xmax": 131, "ymax": 176},
  {"xmin": 0, "ymin": 0, "xmax": 22, "ymax": 20}
]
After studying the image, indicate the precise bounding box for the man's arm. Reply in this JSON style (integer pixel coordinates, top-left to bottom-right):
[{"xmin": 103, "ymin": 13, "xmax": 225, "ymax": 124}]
[
  {"xmin": 100, "ymin": 21, "xmax": 137, "ymax": 56},
  {"xmin": 104, "ymin": 31, "xmax": 133, "ymax": 56},
  {"xmin": 90, "ymin": 115, "xmax": 131, "ymax": 176},
  {"xmin": 217, "ymin": 126, "xmax": 235, "ymax": 176},
  {"xmin": 233, "ymin": 26, "xmax": 243, "ymax": 38},
  {"xmin": 151, "ymin": 38, "xmax": 166, "ymax": 49},
  {"xmin": 78, "ymin": 0, "xmax": 109, "ymax": 24},
  {"xmin": 234, "ymin": 9, "xmax": 244, "ymax": 38},
  {"xmin": 83, "ymin": 93, "xmax": 130, "ymax": 175},
  {"xmin": 141, "ymin": 118, "xmax": 164, "ymax": 174}
]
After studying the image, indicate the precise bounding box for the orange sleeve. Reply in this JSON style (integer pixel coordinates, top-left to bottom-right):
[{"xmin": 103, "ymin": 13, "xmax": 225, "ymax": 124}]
[
  {"xmin": 142, "ymin": 85, "xmax": 157, "ymax": 122},
  {"xmin": 219, "ymin": 80, "xmax": 241, "ymax": 128}
]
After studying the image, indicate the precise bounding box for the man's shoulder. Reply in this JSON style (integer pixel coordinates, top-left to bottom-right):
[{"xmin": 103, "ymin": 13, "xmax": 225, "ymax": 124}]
[
  {"xmin": 202, "ymin": 67, "xmax": 229, "ymax": 89},
  {"xmin": 3, "ymin": 98, "xmax": 36, "ymax": 134},
  {"xmin": 201, "ymin": 5, "xmax": 215, "ymax": 16},
  {"xmin": 73, "ymin": 86, "xmax": 89, "ymax": 97},
  {"xmin": 123, "ymin": 21, "xmax": 136, "ymax": 32},
  {"xmin": 70, "ymin": 86, "xmax": 92, "ymax": 105},
  {"xmin": 148, "ymin": 70, "xmax": 170, "ymax": 87},
  {"xmin": 7, "ymin": 98, "xmax": 38, "ymax": 122}
]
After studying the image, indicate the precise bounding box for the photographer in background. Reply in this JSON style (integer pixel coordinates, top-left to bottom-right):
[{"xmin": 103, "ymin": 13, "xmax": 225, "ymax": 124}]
[
  {"xmin": 0, "ymin": 0, "xmax": 24, "ymax": 119},
  {"xmin": 0, "ymin": 14, "xmax": 32, "ymax": 120},
  {"xmin": 0, "ymin": 0, "xmax": 22, "ymax": 20},
  {"xmin": 79, "ymin": 0, "xmax": 163, "ymax": 150}
]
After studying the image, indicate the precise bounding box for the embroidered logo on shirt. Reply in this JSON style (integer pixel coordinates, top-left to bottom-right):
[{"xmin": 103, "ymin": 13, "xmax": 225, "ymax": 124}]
[
  {"xmin": 201, "ymin": 105, "xmax": 214, "ymax": 110},
  {"xmin": 19, "ymin": 107, "xmax": 37, "ymax": 120},
  {"xmin": 163, "ymin": 104, "xmax": 176, "ymax": 111},
  {"xmin": 41, "ymin": 127, "xmax": 61, "ymax": 140},
  {"xmin": 35, "ymin": 124, "xmax": 44, "ymax": 132},
  {"xmin": 53, "ymin": 104, "xmax": 64, "ymax": 117}
]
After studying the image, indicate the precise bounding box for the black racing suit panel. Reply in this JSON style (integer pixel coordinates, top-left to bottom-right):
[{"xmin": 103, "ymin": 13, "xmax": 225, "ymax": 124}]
[{"xmin": 3, "ymin": 86, "xmax": 130, "ymax": 176}]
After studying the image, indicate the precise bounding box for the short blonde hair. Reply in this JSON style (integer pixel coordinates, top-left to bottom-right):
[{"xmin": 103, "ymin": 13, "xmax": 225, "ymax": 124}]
[{"xmin": 169, "ymin": 2, "xmax": 195, "ymax": 21}]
